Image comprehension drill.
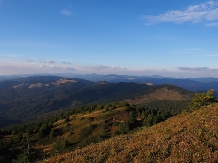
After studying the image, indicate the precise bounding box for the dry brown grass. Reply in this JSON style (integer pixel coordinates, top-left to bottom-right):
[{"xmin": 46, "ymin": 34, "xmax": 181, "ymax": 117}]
[
  {"xmin": 55, "ymin": 79, "xmax": 77, "ymax": 85},
  {"xmin": 39, "ymin": 104, "xmax": 218, "ymax": 163},
  {"xmin": 125, "ymin": 87, "xmax": 187, "ymax": 105}
]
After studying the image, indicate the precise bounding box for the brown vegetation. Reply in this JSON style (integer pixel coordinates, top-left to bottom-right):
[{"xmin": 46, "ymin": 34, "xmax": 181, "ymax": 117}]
[
  {"xmin": 55, "ymin": 78, "xmax": 77, "ymax": 85},
  {"xmin": 125, "ymin": 87, "xmax": 188, "ymax": 105},
  {"xmin": 40, "ymin": 104, "xmax": 218, "ymax": 163}
]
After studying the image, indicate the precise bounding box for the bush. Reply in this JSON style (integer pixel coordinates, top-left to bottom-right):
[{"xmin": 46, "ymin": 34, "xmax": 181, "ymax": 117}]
[{"xmin": 189, "ymin": 89, "xmax": 214, "ymax": 110}]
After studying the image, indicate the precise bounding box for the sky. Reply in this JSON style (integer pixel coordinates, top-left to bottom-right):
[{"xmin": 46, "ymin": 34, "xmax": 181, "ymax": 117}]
[{"xmin": 0, "ymin": 0, "xmax": 218, "ymax": 78}]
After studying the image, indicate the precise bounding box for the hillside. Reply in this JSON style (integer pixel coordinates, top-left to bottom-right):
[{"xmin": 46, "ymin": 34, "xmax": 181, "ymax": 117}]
[
  {"xmin": 125, "ymin": 86, "xmax": 188, "ymax": 105},
  {"xmin": 0, "ymin": 100, "xmax": 190, "ymax": 162},
  {"xmin": 0, "ymin": 76, "xmax": 192, "ymax": 127},
  {"xmin": 40, "ymin": 104, "xmax": 218, "ymax": 163}
]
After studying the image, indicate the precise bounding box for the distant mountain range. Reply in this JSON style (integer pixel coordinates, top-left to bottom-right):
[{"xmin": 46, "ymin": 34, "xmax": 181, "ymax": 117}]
[
  {"xmin": 63, "ymin": 73, "xmax": 218, "ymax": 91},
  {"xmin": 1, "ymin": 73, "xmax": 218, "ymax": 91}
]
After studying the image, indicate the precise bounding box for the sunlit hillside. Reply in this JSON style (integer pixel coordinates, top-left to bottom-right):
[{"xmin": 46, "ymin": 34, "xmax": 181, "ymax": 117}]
[{"xmin": 40, "ymin": 104, "xmax": 218, "ymax": 163}]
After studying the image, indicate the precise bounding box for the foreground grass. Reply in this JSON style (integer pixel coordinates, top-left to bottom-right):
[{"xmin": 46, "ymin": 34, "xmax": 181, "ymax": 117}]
[{"xmin": 39, "ymin": 104, "xmax": 218, "ymax": 163}]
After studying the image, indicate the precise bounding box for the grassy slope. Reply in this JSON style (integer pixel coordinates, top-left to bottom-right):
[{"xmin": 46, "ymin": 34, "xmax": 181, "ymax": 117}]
[
  {"xmin": 31, "ymin": 106, "xmax": 131, "ymax": 157},
  {"xmin": 125, "ymin": 87, "xmax": 189, "ymax": 105},
  {"xmin": 40, "ymin": 105, "xmax": 218, "ymax": 163}
]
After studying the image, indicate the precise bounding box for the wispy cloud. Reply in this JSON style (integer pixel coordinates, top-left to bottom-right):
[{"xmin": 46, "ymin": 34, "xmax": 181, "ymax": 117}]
[
  {"xmin": 205, "ymin": 22, "xmax": 218, "ymax": 26},
  {"xmin": 178, "ymin": 67, "xmax": 210, "ymax": 71},
  {"xmin": 211, "ymin": 68, "xmax": 218, "ymax": 71},
  {"xmin": 0, "ymin": 54, "xmax": 23, "ymax": 58},
  {"xmin": 39, "ymin": 60, "xmax": 55, "ymax": 64},
  {"xmin": 171, "ymin": 48, "xmax": 202, "ymax": 55},
  {"xmin": 0, "ymin": 61, "xmax": 77, "ymax": 75},
  {"xmin": 60, "ymin": 9, "xmax": 73, "ymax": 16},
  {"xmin": 143, "ymin": 1, "xmax": 218, "ymax": 26},
  {"xmin": 61, "ymin": 66, "xmax": 76, "ymax": 71},
  {"xmin": 87, "ymin": 65, "xmax": 127, "ymax": 71},
  {"xmin": 62, "ymin": 61, "xmax": 71, "ymax": 65},
  {"xmin": 39, "ymin": 65, "xmax": 47, "ymax": 68},
  {"xmin": 38, "ymin": 64, "xmax": 76, "ymax": 71},
  {"xmin": 192, "ymin": 54, "xmax": 218, "ymax": 57},
  {"xmin": 26, "ymin": 60, "xmax": 34, "ymax": 63}
]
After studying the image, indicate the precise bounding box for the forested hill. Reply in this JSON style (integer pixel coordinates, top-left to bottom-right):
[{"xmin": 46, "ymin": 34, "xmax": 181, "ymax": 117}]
[{"xmin": 0, "ymin": 76, "xmax": 191, "ymax": 127}]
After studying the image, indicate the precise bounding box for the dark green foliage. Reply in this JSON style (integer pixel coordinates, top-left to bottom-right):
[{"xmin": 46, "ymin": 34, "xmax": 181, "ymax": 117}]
[
  {"xmin": 144, "ymin": 114, "xmax": 153, "ymax": 127},
  {"xmin": 79, "ymin": 125, "xmax": 93, "ymax": 139},
  {"xmin": 11, "ymin": 139, "xmax": 35, "ymax": 163},
  {"xmin": 113, "ymin": 130, "xmax": 120, "ymax": 136},
  {"xmin": 127, "ymin": 112, "xmax": 135, "ymax": 124},
  {"xmin": 49, "ymin": 128, "xmax": 55, "ymax": 139},
  {"xmin": 65, "ymin": 116, "xmax": 70, "ymax": 123},
  {"xmin": 37, "ymin": 124, "xmax": 52, "ymax": 139},
  {"xmin": 112, "ymin": 121, "xmax": 118, "ymax": 126},
  {"xmin": 11, "ymin": 149, "xmax": 30, "ymax": 163},
  {"xmin": 189, "ymin": 89, "xmax": 215, "ymax": 110},
  {"xmin": 119, "ymin": 121, "xmax": 130, "ymax": 134},
  {"xmin": 77, "ymin": 135, "xmax": 100, "ymax": 148},
  {"xmin": 0, "ymin": 139, "xmax": 6, "ymax": 153},
  {"xmin": 52, "ymin": 139, "xmax": 69, "ymax": 154}
]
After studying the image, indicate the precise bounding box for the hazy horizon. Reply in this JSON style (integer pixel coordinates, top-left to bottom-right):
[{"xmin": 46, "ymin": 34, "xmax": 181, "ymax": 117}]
[{"xmin": 1, "ymin": 72, "xmax": 218, "ymax": 79}]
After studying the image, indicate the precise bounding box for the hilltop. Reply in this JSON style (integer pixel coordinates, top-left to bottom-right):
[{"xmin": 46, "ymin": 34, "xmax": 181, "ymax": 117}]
[{"xmin": 40, "ymin": 104, "xmax": 218, "ymax": 163}]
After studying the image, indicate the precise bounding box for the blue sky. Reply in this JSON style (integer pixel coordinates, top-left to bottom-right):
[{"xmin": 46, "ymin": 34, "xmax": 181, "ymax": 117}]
[{"xmin": 1, "ymin": 0, "xmax": 218, "ymax": 77}]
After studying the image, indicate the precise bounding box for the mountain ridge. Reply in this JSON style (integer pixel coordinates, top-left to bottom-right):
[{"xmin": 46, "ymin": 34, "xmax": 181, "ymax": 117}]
[{"xmin": 1, "ymin": 74, "xmax": 218, "ymax": 91}]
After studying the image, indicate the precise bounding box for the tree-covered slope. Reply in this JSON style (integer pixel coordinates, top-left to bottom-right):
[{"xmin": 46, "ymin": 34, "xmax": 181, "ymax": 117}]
[
  {"xmin": 40, "ymin": 104, "xmax": 218, "ymax": 163},
  {"xmin": 0, "ymin": 76, "xmax": 192, "ymax": 127},
  {"xmin": 0, "ymin": 99, "xmax": 191, "ymax": 162}
]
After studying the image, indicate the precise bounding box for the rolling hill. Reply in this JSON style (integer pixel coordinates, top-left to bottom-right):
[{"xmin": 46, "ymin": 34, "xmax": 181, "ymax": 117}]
[{"xmin": 0, "ymin": 76, "xmax": 192, "ymax": 127}]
